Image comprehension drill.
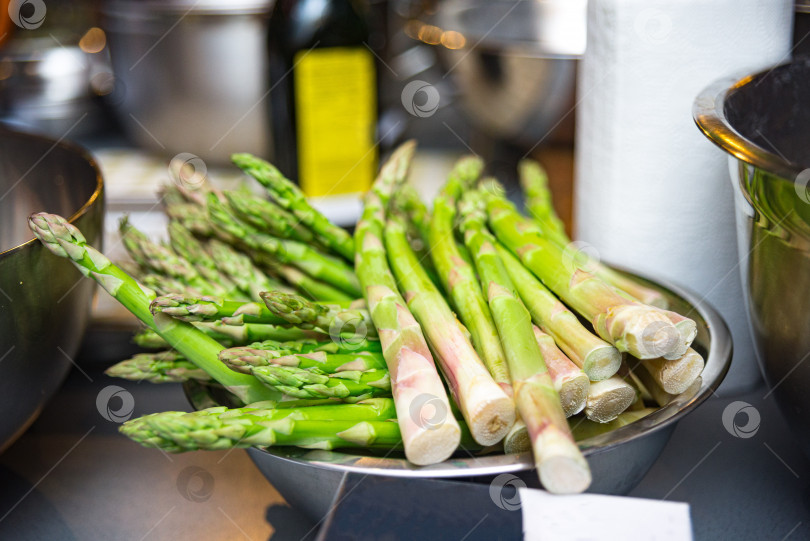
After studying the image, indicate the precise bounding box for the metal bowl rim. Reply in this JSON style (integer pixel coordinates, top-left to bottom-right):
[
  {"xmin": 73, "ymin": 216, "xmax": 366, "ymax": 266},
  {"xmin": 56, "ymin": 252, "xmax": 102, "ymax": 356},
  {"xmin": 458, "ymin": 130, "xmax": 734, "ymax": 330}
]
[
  {"xmin": 0, "ymin": 126, "xmax": 104, "ymax": 257},
  {"xmin": 692, "ymin": 61, "xmax": 806, "ymax": 182},
  {"xmin": 186, "ymin": 270, "xmax": 732, "ymax": 478}
]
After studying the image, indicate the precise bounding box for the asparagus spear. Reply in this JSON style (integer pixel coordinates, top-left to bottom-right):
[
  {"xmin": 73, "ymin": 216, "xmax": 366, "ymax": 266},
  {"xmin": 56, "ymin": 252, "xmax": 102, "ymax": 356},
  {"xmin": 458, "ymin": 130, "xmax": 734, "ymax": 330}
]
[
  {"xmin": 519, "ymin": 159, "xmax": 669, "ymax": 309},
  {"xmin": 260, "ymin": 291, "xmax": 376, "ymax": 339},
  {"xmin": 497, "ymin": 244, "xmax": 621, "ymax": 380},
  {"xmin": 122, "ymin": 399, "xmax": 400, "ymax": 452},
  {"xmin": 231, "ymin": 153, "xmax": 355, "ymax": 261},
  {"xmin": 159, "ymin": 183, "xmax": 191, "ymax": 209},
  {"xmin": 224, "ymin": 189, "xmax": 317, "ymax": 245},
  {"xmin": 206, "ymin": 193, "xmax": 361, "ymax": 297},
  {"xmin": 250, "ymin": 366, "xmax": 390, "ymax": 400},
  {"xmin": 354, "ymin": 141, "xmax": 462, "ymax": 465},
  {"xmin": 390, "ymin": 185, "xmax": 441, "ymax": 288},
  {"xmin": 393, "ymin": 183, "xmax": 432, "ymax": 248},
  {"xmin": 518, "ymin": 159, "xmax": 568, "ymax": 245},
  {"xmin": 205, "ymin": 239, "xmax": 293, "ymax": 300},
  {"xmin": 430, "ymin": 158, "xmax": 513, "ymax": 395},
  {"xmin": 119, "ymin": 217, "xmax": 224, "ymax": 296},
  {"xmin": 28, "ymin": 213, "xmax": 276, "ymax": 403},
  {"xmin": 151, "ymin": 294, "xmax": 287, "ymax": 325},
  {"xmin": 456, "ymin": 190, "xmax": 590, "ymax": 493},
  {"xmin": 133, "ymin": 328, "xmax": 174, "ymax": 349},
  {"xmin": 133, "ymin": 323, "xmax": 327, "ymax": 349},
  {"xmin": 244, "ymin": 337, "xmax": 382, "ymax": 355},
  {"xmin": 196, "ymin": 320, "xmax": 329, "ymax": 344},
  {"xmin": 262, "ymin": 261, "xmax": 352, "ymax": 302},
  {"xmin": 167, "ymin": 221, "xmax": 245, "ymax": 298},
  {"xmin": 532, "ymin": 326, "xmax": 589, "ymax": 418},
  {"xmin": 105, "ymin": 351, "xmax": 211, "ymax": 383},
  {"xmin": 485, "ymin": 188, "xmax": 684, "ymax": 359},
  {"xmin": 140, "ymin": 272, "xmax": 204, "ymax": 297},
  {"xmin": 429, "ymin": 163, "xmax": 525, "ymax": 447},
  {"xmin": 220, "ymin": 348, "xmax": 386, "ymax": 374},
  {"xmin": 385, "ymin": 212, "xmax": 515, "ymax": 447},
  {"xmin": 165, "ymin": 203, "xmax": 213, "ymax": 237},
  {"xmin": 150, "ymin": 291, "xmax": 362, "ymax": 337}
]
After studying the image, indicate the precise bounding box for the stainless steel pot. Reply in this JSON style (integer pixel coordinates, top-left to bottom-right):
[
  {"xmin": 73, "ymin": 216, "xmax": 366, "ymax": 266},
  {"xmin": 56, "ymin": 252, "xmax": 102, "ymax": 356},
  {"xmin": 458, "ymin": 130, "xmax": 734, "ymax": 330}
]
[
  {"xmin": 101, "ymin": 0, "xmax": 272, "ymax": 164},
  {"xmin": 185, "ymin": 272, "xmax": 731, "ymax": 521},
  {"xmin": 0, "ymin": 127, "xmax": 104, "ymax": 452},
  {"xmin": 694, "ymin": 58, "xmax": 810, "ymax": 459},
  {"xmin": 0, "ymin": 38, "xmax": 105, "ymax": 138}
]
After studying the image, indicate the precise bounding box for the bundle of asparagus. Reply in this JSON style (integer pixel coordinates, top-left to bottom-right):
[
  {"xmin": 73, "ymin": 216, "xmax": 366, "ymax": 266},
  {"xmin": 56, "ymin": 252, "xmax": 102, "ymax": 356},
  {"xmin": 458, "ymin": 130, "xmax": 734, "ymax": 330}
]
[{"xmin": 28, "ymin": 142, "xmax": 704, "ymax": 495}]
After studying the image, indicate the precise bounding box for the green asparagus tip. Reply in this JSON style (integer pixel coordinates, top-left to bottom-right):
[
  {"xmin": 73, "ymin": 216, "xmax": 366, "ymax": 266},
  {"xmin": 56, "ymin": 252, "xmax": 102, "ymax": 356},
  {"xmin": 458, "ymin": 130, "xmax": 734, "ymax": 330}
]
[{"xmin": 28, "ymin": 212, "xmax": 86, "ymax": 260}]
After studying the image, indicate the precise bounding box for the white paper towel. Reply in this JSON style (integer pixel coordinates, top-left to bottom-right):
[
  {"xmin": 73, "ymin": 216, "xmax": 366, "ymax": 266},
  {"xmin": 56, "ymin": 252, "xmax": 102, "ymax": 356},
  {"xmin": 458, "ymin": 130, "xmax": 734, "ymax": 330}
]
[{"xmin": 574, "ymin": 0, "xmax": 793, "ymax": 393}]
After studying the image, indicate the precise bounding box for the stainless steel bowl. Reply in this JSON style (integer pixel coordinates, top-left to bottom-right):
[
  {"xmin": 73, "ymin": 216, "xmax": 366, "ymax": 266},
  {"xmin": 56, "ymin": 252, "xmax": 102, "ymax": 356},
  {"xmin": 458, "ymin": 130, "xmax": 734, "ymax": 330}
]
[
  {"xmin": 101, "ymin": 0, "xmax": 272, "ymax": 164},
  {"xmin": 0, "ymin": 127, "xmax": 104, "ymax": 452},
  {"xmin": 185, "ymin": 272, "xmax": 731, "ymax": 521},
  {"xmin": 694, "ymin": 58, "xmax": 810, "ymax": 459},
  {"xmin": 428, "ymin": 0, "xmax": 585, "ymax": 147}
]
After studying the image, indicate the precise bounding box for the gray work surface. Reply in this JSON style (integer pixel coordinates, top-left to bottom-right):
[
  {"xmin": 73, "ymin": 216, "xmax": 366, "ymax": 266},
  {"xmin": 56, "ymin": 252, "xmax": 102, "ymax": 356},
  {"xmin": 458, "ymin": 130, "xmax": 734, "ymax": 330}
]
[{"xmin": 0, "ymin": 365, "xmax": 807, "ymax": 541}]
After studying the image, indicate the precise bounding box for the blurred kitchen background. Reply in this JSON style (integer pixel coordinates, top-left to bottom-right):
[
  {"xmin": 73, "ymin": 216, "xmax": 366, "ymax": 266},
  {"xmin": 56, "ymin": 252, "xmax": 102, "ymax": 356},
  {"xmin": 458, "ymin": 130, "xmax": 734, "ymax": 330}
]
[
  {"xmin": 3, "ymin": 0, "xmax": 805, "ymax": 209},
  {"xmin": 1, "ymin": 0, "xmax": 808, "ymax": 383},
  {"xmin": 0, "ymin": 0, "xmax": 586, "ymax": 221}
]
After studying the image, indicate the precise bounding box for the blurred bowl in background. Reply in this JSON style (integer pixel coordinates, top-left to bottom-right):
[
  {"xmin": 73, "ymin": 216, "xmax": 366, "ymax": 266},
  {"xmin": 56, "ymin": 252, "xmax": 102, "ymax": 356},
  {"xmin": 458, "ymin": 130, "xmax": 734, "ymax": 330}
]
[
  {"xmin": 694, "ymin": 57, "xmax": 810, "ymax": 459},
  {"xmin": 101, "ymin": 0, "xmax": 272, "ymax": 165},
  {"xmin": 422, "ymin": 0, "xmax": 585, "ymax": 148},
  {"xmin": 0, "ymin": 127, "xmax": 104, "ymax": 453},
  {"xmin": 0, "ymin": 37, "xmax": 106, "ymax": 138}
]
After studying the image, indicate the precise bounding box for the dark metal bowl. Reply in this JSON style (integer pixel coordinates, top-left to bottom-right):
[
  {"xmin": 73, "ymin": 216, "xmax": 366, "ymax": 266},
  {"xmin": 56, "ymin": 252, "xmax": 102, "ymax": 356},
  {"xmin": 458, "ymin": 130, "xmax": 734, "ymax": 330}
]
[
  {"xmin": 694, "ymin": 58, "xmax": 810, "ymax": 460},
  {"xmin": 0, "ymin": 127, "xmax": 104, "ymax": 452},
  {"xmin": 185, "ymin": 272, "xmax": 731, "ymax": 521}
]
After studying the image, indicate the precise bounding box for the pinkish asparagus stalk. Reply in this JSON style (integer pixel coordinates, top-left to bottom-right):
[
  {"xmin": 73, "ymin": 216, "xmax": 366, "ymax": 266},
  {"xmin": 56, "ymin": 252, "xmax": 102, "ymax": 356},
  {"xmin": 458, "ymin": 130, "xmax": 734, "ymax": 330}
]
[
  {"xmin": 385, "ymin": 213, "xmax": 516, "ymax": 446},
  {"xmin": 485, "ymin": 188, "xmax": 685, "ymax": 360},
  {"xmin": 454, "ymin": 190, "xmax": 588, "ymax": 492},
  {"xmin": 354, "ymin": 141, "xmax": 461, "ymax": 465},
  {"xmin": 497, "ymin": 244, "xmax": 621, "ymax": 381},
  {"xmin": 532, "ymin": 326, "xmax": 589, "ymax": 417}
]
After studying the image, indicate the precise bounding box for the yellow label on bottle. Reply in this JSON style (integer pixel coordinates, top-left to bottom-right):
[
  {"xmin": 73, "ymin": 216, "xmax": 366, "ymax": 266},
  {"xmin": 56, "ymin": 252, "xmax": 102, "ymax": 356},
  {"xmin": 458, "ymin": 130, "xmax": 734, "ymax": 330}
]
[{"xmin": 294, "ymin": 47, "xmax": 377, "ymax": 197}]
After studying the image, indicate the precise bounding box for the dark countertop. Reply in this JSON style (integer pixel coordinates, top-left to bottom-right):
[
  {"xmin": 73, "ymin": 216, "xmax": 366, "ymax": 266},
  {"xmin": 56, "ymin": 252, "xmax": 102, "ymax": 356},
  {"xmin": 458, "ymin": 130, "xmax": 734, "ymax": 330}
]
[
  {"xmin": 0, "ymin": 366, "xmax": 318, "ymax": 541},
  {"xmin": 1, "ymin": 360, "xmax": 808, "ymax": 541}
]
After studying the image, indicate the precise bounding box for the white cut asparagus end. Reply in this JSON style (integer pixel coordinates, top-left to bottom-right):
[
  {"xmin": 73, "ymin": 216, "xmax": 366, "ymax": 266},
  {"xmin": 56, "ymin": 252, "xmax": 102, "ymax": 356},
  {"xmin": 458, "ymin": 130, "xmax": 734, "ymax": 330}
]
[
  {"xmin": 403, "ymin": 421, "xmax": 463, "ymax": 466},
  {"xmin": 503, "ymin": 417, "xmax": 531, "ymax": 454},
  {"xmin": 641, "ymin": 348, "xmax": 705, "ymax": 395},
  {"xmin": 600, "ymin": 304, "xmax": 681, "ymax": 359},
  {"xmin": 534, "ymin": 426, "xmax": 592, "ymax": 494},
  {"xmin": 558, "ymin": 373, "xmax": 591, "ymax": 418},
  {"xmin": 582, "ymin": 345, "xmax": 622, "ymax": 381},
  {"xmin": 584, "ymin": 376, "xmax": 637, "ymax": 423},
  {"xmin": 662, "ymin": 311, "xmax": 698, "ymax": 360},
  {"xmin": 464, "ymin": 377, "xmax": 517, "ymax": 446},
  {"xmin": 388, "ymin": 347, "xmax": 461, "ymax": 465}
]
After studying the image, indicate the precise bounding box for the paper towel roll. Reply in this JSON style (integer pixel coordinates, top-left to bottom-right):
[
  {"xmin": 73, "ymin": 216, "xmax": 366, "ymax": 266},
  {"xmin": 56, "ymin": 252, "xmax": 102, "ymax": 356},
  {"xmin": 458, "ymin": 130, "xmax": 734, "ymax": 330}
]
[{"xmin": 574, "ymin": 0, "xmax": 793, "ymax": 393}]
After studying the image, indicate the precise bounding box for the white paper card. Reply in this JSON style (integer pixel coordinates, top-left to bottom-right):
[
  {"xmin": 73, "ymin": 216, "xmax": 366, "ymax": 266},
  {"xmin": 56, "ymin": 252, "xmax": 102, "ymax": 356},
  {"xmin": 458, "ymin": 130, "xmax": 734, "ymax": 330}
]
[{"xmin": 519, "ymin": 487, "xmax": 692, "ymax": 541}]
